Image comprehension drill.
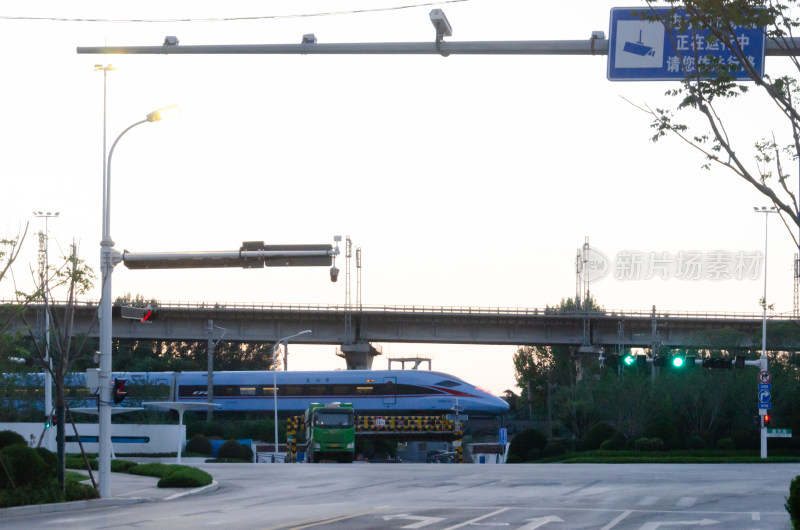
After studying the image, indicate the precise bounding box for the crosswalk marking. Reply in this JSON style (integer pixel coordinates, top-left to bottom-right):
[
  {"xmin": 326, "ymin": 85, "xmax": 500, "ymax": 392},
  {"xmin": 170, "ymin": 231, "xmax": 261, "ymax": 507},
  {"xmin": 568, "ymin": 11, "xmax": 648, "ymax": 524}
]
[{"xmin": 675, "ymin": 497, "xmax": 697, "ymax": 508}]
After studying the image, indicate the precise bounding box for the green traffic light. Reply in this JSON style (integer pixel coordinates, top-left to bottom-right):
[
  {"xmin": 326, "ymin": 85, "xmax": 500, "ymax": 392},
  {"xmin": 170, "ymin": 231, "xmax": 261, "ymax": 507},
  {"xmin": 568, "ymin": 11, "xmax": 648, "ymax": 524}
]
[
  {"xmin": 623, "ymin": 355, "xmax": 635, "ymax": 366},
  {"xmin": 672, "ymin": 356, "xmax": 685, "ymax": 368}
]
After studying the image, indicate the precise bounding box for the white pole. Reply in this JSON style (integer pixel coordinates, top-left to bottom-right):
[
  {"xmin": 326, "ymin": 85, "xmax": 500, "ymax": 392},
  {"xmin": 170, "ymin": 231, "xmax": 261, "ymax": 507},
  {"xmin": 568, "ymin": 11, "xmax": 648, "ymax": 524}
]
[
  {"xmin": 755, "ymin": 206, "xmax": 776, "ymax": 460},
  {"xmin": 177, "ymin": 409, "xmax": 184, "ymax": 464},
  {"xmin": 273, "ymin": 330, "xmax": 312, "ymax": 456}
]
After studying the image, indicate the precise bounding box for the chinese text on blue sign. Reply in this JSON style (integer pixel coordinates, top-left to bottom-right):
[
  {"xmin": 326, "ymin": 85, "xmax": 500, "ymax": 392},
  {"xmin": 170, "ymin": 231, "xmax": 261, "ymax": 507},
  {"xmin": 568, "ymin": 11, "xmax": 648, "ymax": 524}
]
[{"xmin": 608, "ymin": 7, "xmax": 765, "ymax": 81}]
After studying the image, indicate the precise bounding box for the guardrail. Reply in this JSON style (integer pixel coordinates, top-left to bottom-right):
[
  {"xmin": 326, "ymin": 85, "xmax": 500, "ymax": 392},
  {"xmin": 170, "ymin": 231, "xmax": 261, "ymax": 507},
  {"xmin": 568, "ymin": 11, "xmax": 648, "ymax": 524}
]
[{"xmin": 1, "ymin": 299, "xmax": 794, "ymax": 321}]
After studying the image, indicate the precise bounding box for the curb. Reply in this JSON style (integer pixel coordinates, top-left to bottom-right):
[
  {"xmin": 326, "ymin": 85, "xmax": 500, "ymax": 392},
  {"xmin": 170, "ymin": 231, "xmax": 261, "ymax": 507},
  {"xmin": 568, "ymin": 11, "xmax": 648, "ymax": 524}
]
[
  {"xmin": 0, "ymin": 480, "xmax": 218, "ymax": 518},
  {"xmin": 164, "ymin": 480, "xmax": 219, "ymax": 500},
  {"xmin": 0, "ymin": 496, "xmax": 148, "ymax": 518}
]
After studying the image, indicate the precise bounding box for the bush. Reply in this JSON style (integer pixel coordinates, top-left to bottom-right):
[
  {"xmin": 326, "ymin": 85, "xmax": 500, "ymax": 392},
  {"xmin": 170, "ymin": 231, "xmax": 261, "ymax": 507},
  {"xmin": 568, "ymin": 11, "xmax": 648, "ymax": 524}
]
[
  {"xmin": 786, "ymin": 475, "xmax": 800, "ymax": 526},
  {"xmin": 583, "ymin": 423, "xmax": 618, "ymax": 451},
  {"xmin": 508, "ymin": 429, "xmax": 547, "ymax": 462},
  {"xmin": 600, "ymin": 433, "xmax": 626, "ymax": 451},
  {"xmin": 35, "ymin": 447, "xmax": 58, "ymax": 479},
  {"xmin": 687, "ymin": 435, "xmax": 708, "ymax": 450},
  {"xmin": 644, "ymin": 415, "xmax": 677, "ymax": 449},
  {"xmin": 633, "ymin": 437, "xmax": 665, "ymax": 451},
  {"xmin": 111, "ymin": 459, "xmax": 138, "ymax": 473},
  {"xmin": 0, "ymin": 443, "xmax": 47, "ymax": 487},
  {"xmin": 542, "ymin": 442, "xmax": 567, "ymax": 458},
  {"xmin": 186, "ymin": 434, "xmax": 213, "ymax": 455},
  {"xmin": 505, "ymin": 454, "xmax": 522, "ymax": 464},
  {"xmin": 157, "ymin": 467, "xmax": 213, "ymax": 488},
  {"xmin": 525, "ymin": 448, "xmax": 542, "ymax": 461},
  {"xmin": 128, "ymin": 463, "xmax": 184, "ymax": 479},
  {"xmin": 0, "ymin": 430, "xmax": 26, "ymax": 450},
  {"xmin": 716, "ymin": 438, "xmax": 735, "ymax": 451},
  {"xmin": 217, "ymin": 439, "xmax": 252, "ymax": 460},
  {"xmin": 65, "ymin": 455, "xmax": 98, "ymax": 471},
  {"xmin": 0, "ymin": 483, "xmax": 61, "ymax": 508},
  {"xmin": 64, "ymin": 481, "xmax": 99, "ymax": 501}
]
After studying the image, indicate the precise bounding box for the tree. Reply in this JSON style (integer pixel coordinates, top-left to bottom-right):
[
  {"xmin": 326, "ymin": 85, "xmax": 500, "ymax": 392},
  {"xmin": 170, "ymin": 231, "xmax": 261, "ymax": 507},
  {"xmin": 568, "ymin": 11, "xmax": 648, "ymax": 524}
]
[
  {"xmin": 17, "ymin": 242, "xmax": 95, "ymax": 492},
  {"xmin": 634, "ymin": 0, "xmax": 800, "ymax": 243}
]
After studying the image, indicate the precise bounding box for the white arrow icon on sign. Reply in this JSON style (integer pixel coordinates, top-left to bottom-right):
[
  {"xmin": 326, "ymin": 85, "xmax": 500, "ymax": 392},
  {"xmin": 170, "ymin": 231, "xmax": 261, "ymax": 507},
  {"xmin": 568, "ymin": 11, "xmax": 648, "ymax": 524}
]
[
  {"xmin": 518, "ymin": 515, "xmax": 564, "ymax": 529},
  {"xmin": 759, "ymin": 389, "xmax": 771, "ymax": 403},
  {"xmin": 382, "ymin": 514, "xmax": 445, "ymax": 529}
]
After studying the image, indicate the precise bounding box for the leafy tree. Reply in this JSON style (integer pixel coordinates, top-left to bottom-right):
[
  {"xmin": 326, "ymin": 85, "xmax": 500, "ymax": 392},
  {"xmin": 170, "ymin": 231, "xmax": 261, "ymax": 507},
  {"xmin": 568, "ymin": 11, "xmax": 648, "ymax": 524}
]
[{"xmin": 635, "ymin": 0, "xmax": 800, "ymax": 243}]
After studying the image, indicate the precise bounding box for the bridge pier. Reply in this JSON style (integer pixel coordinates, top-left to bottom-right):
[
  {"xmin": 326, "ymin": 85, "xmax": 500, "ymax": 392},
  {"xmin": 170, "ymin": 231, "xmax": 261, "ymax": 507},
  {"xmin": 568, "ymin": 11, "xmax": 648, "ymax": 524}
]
[{"xmin": 336, "ymin": 342, "xmax": 382, "ymax": 370}]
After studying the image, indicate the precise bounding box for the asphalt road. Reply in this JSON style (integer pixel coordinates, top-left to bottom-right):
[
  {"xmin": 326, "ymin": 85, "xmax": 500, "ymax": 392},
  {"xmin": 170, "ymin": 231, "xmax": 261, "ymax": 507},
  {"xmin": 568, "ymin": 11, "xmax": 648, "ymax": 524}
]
[{"xmin": 3, "ymin": 462, "xmax": 797, "ymax": 529}]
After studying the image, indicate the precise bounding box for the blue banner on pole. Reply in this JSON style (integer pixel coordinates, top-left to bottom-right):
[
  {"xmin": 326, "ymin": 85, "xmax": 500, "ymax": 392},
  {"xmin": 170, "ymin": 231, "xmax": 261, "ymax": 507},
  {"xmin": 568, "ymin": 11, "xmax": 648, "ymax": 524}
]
[{"xmin": 608, "ymin": 7, "xmax": 766, "ymax": 81}]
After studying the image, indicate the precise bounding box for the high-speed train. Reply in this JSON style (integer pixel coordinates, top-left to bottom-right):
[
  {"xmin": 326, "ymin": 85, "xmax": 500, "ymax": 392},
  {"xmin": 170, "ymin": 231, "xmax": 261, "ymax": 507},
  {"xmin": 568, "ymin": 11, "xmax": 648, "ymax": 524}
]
[{"xmin": 4, "ymin": 369, "xmax": 510, "ymax": 417}]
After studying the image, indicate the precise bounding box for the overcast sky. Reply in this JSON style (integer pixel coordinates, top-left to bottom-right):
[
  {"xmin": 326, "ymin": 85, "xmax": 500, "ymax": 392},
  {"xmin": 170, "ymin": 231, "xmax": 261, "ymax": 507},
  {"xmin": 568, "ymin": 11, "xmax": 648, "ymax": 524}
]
[{"xmin": 2, "ymin": 0, "xmax": 798, "ymax": 395}]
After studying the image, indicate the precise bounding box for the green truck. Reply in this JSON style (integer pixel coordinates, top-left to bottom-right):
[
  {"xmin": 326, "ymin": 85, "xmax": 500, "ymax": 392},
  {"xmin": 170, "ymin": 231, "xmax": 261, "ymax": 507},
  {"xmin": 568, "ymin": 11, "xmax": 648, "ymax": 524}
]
[{"xmin": 304, "ymin": 402, "xmax": 355, "ymax": 463}]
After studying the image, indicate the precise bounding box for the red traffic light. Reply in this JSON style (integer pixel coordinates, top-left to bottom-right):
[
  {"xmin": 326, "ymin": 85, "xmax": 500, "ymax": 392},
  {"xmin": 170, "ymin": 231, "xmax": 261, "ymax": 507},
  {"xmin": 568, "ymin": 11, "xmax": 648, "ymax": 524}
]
[
  {"xmin": 113, "ymin": 377, "xmax": 128, "ymax": 404},
  {"xmin": 764, "ymin": 414, "xmax": 771, "ymax": 427}
]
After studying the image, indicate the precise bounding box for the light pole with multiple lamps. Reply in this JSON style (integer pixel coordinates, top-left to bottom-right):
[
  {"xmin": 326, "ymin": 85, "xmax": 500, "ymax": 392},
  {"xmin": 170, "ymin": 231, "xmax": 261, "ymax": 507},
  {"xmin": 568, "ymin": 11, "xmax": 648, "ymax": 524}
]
[
  {"xmin": 272, "ymin": 330, "xmax": 311, "ymax": 454},
  {"xmin": 98, "ymin": 104, "xmax": 179, "ymax": 498},
  {"xmin": 754, "ymin": 205, "xmax": 777, "ymax": 459},
  {"xmin": 33, "ymin": 210, "xmax": 59, "ymax": 449}
]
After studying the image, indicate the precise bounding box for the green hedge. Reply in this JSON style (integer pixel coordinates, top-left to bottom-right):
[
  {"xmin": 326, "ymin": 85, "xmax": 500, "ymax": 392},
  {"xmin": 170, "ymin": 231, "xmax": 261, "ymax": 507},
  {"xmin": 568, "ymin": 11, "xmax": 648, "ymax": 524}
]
[
  {"xmin": 157, "ymin": 467, "xmax": 212, "ymax": 488},
  {"xmin": 128, "ymin": 463, "xmax": 185, "ymax": 478},
  {"xmin": 786, "ymin": 475, "xmax": 800, "ymax": 526}
]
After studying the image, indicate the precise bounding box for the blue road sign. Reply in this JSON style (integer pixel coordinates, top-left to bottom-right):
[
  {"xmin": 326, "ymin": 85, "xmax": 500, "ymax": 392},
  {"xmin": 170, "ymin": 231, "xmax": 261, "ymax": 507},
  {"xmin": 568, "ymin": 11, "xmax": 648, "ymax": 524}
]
[
  {"xmin": 608, "ymin": 7, "xmax": 765, "ymax": 81},
  {"xmin": 759, "ymin": 402, "xmax": 772, "ymax": 410},
  {"xmin": 499, "ymin": 428, "xmax": 508, "ymax": 446},
  {"xmin": 758, "ymin": 383, "xmax": 772, "ymax": 391},
  {"xmin": 758, "ymin": 389, "xmax": 771, "ymax": 403}
]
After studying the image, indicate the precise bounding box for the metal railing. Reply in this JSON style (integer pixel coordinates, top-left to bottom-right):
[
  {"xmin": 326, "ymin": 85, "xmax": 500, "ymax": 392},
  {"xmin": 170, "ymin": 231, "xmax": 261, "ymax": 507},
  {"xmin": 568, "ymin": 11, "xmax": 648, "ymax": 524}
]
[{"xmin": 1, "ymin": 298, "xmax": 793, "ymax": 321}]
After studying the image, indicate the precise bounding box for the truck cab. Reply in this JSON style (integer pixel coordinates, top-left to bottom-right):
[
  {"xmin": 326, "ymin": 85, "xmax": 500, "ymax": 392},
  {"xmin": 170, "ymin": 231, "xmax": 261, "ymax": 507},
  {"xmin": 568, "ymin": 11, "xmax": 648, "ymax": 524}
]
[{"xmin": 304, "ymin": 402, "xmax": 355, "ymax": 463}]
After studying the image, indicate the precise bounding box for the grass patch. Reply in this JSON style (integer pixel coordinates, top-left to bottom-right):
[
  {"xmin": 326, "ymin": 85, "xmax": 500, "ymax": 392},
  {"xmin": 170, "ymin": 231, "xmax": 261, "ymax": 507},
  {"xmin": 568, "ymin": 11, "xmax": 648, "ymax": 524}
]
[
  {"xmin": 127, "ymin": 463, "xmax": 186, "ymax": 478},
  {"xmin": 64, "ymin": 470, "xmax": 91, "ymax": 483}
]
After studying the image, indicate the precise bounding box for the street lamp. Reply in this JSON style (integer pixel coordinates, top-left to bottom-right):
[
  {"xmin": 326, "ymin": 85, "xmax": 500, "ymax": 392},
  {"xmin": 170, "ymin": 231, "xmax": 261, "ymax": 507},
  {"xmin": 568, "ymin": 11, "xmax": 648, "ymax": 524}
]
[
  {"xmin": 33, "ymin": 210, "xmax": 59, "ymax": 449},
  {"xmin": 754, "ymin": 205, "xmax": 777, "ymax": 460},
  {"xmin": 98, "ymin": 104, "xmax": 179, "ymax": 498},
  {"xmin": 272, "ymin": 330, "xmax": 311, "ymax": 454}
]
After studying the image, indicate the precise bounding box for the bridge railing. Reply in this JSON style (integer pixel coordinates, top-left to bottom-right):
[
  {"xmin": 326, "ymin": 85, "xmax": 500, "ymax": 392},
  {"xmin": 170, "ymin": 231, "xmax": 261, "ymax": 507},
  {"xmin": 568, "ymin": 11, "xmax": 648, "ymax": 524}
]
[{"xmin": 2, "ymin": 298, "xmax": 794, "ymax": 321}]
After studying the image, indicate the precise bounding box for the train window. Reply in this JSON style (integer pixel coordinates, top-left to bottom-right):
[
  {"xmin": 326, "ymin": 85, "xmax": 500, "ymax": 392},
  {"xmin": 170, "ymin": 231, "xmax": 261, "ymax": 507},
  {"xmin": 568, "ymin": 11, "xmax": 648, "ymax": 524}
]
[
  {"xmin": 435, "ymin": 380, "xmax": 462, "ymax": 387},
  {"xmin": 306, "ymin": 385, "xmax": 326, "ymax": 396},
  {"xmin": 284, "ymin": 385, "xmax": 303, "ymax": 396},
  {"xmin": 261, "ymin": 386, "xmax": 276, "ymax": 396},
  {"xmin": 356, "ymin": 386, "xmax": 374, "ymax": 395},
  {"xmin": 240, "ymin": 387, "xmax": 256, "ymax": 396},
  {"xmin": 332, "ymin": 385, "xmax": 350, "ymax": 395}
]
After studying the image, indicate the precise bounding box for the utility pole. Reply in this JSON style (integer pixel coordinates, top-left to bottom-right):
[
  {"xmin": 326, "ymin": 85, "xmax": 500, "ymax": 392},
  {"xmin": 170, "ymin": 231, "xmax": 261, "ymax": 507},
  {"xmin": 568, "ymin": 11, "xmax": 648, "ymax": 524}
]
[
  {"xmin": 206, "ymin": 320, "xmax": 228, "ymax": 423},
  {"xmin": 34, "ymin": 210, "xmax": 59, "ymax": 451}
]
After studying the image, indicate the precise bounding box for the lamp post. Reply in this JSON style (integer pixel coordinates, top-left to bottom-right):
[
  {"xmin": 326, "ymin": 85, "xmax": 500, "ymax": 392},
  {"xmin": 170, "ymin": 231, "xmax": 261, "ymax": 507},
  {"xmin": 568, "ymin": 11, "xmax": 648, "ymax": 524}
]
[
  {"xmin": 98, "ymin": 104, "xmax": 179, "ymax": 498},
  {"xmin": 754, "ymin": 205, "xmax": 777, "ymax": 460},
  {"xmin": 33, "ymin": 210, "xmax": 59, "ymax": 450},
  {"xmin": 272, "ymin": 330, "xmax": 311, "ymax": 453}
]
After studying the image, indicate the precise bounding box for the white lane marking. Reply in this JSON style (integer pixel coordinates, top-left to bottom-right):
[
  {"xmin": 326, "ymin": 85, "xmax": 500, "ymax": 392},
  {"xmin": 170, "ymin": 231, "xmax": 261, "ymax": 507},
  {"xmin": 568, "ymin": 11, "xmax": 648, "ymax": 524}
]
[
  {"xmin": 752, "ymin": 512, "xmax": 760, "ymax": 521},
  {"xmin": 442, "ymin": 508, "xmax": 510, "ymax": 530},
  {"xmin": 516, "ymin": 515, "xmax": 564, "ymax": 529},
  {"xmin": 637, "ymin": 497, "xmax": 659, "ymax": 506},
  {"xmin": 382, "ymin": 513, "xmax": 446, "ymax": 529},
  {"xmin": 639, "ymin": 518, "xmax": 719, "ymax": 529},
  {"xmin": 676, "ymin": 497, "xmax": 697, "ymax": 508},
  {"xmin": 600, "ymin": 510, "xmax": 632, "ymax": 530}
]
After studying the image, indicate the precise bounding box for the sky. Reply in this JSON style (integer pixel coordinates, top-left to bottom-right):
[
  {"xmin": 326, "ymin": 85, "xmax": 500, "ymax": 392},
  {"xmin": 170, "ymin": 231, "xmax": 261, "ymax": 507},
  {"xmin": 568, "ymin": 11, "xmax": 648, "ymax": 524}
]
[{"xmin": 2, "ymin": 0, "xmax": 799, "ymax": 396}]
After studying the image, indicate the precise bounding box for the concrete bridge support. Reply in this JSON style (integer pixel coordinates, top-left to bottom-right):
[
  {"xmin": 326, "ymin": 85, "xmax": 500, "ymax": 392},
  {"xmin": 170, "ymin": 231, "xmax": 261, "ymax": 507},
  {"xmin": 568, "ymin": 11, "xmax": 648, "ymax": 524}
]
[{"xmin": 336, "ymin": 342, "xmax": 382, "ymax": 370}]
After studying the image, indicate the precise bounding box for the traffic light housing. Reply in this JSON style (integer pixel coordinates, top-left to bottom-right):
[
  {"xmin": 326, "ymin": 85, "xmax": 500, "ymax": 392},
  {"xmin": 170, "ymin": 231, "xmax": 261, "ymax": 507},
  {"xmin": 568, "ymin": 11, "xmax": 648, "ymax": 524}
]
[
  {"xmin": 140, "ymin": 306, "xmax": 156, "ymax": 322},
  {"xmin": 113, "ymin": 377, "xmax": 128, "ymax": 405},
  {"xmin": 764, "ymin": 414, "xmax": 771, "ymax": 427},
  {"xmin": 653, "ymin": 356, "xmax": 666, "ymax": 367},
  {"xmin": 702, "ymin": 358, "xmax": 733, "ymax": 369},
  {"xmin": 603, "ymin": 354, "xmax": 620, "ymax": 368},
  {"xmin": 622, "ymin": 354, "xmax": 647, "ymax": 369},
  {"xmin": 735, "ymin": 355, "xmax": 746, "ymax": 369}
]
